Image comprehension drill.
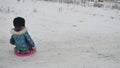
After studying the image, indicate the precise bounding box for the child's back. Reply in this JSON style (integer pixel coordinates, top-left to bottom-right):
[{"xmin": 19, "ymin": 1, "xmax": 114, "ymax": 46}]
[{"xmin": 10, "ymin": 17, "xmax": 35, "ymax": 54}]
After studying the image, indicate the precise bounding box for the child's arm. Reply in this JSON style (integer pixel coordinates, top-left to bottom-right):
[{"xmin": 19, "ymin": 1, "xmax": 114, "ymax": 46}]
[
  {"xmin": 10, "ymin": 36, "xmax": 15, "ymax": 45},
  {"xmin": 24, "ymin": 31, "xmax": 35, "ymax": 47}
]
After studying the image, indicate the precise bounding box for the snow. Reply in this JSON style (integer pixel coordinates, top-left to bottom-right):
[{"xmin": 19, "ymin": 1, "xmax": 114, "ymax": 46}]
[{"xmin": 0, "ymin": 0, "xmax": 120, "ymax": 68}]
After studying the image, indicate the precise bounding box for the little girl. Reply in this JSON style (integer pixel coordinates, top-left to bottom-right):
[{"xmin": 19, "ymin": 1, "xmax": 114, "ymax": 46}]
[{"xmin": 10, "ymin": 17, "xmax": 36, "ymax": 54}]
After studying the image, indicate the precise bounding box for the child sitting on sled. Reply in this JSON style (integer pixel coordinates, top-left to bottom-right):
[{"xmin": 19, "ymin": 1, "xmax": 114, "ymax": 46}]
[{"xmin": 10, "ymin": 17, "xmax": 36, "ymax": 54}]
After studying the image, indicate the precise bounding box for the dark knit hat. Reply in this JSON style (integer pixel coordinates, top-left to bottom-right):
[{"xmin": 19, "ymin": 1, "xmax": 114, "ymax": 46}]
[{"xmin": 13, "ymin": 17, "xmax": 25, "ymax": 27}]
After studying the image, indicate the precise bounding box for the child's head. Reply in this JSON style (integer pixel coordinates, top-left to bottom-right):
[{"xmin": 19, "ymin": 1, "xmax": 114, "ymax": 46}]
[
  {"xmin": 13, "ymin": 17, "xmax": 25, "ymax": 28},
  {"xmin": 13, "ymin": 17, "xmax": 25, "ymax": 31}
]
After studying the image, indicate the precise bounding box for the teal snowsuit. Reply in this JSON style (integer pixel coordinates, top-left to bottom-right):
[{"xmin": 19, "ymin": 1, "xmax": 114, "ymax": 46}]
[{"xmin": 10, "ymin": 28, "xmax": 35, "ymax": 51}]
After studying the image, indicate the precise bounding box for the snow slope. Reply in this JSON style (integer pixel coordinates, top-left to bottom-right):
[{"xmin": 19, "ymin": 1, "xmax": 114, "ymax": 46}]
[{"xmin": 0, "ymin": 0, "xmax": 120, "ymax": 68}]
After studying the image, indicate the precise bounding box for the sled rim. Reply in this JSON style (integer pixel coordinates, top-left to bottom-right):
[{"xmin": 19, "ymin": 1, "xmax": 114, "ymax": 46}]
[{"xmin": 14, "ymin": 50, "xmax": 36, "ymax": 57}]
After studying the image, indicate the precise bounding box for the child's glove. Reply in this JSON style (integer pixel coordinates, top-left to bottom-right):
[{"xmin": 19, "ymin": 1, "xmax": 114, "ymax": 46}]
[{"xmin": 32, "ymin": 46, "xmax": 36, "ymax": 50}]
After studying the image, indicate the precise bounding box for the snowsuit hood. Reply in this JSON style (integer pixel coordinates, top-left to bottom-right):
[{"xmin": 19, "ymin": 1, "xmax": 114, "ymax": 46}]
[{"xmin": 11, "ymin": 27, "xmax": 27, "ymax": 35}]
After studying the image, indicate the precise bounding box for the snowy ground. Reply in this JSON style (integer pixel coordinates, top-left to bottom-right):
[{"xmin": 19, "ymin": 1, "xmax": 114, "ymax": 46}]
[{"xmin": 0, "ymin": 0, "xmax": 120, "ymax": 68}]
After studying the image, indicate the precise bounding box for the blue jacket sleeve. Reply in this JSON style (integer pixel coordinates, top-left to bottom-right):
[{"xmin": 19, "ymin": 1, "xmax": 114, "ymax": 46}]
[
  {"xmin": 10, "ymin": 36, "xmax": 15, "ymax": 45},
  {"xmin": 24, "ymin": 32, "xmax": 35, "ymax": 47}
]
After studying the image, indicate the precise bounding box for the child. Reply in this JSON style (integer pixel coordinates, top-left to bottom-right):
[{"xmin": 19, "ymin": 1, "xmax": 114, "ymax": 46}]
[{"xmin": 10, "ymin": 17, "xmax": 36, "ymax": 54}]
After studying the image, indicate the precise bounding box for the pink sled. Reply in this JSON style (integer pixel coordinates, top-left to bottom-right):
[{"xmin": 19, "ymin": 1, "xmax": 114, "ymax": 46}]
[{"xmin": 14, "ymin": 49, "xmax": 36, "ymax": 57}]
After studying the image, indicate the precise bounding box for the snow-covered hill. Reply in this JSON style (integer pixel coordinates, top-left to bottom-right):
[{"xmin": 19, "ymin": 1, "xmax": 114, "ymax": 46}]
[{"xmin": 0, "ymin": 0, "xmax": 120, "ymax": 68}]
